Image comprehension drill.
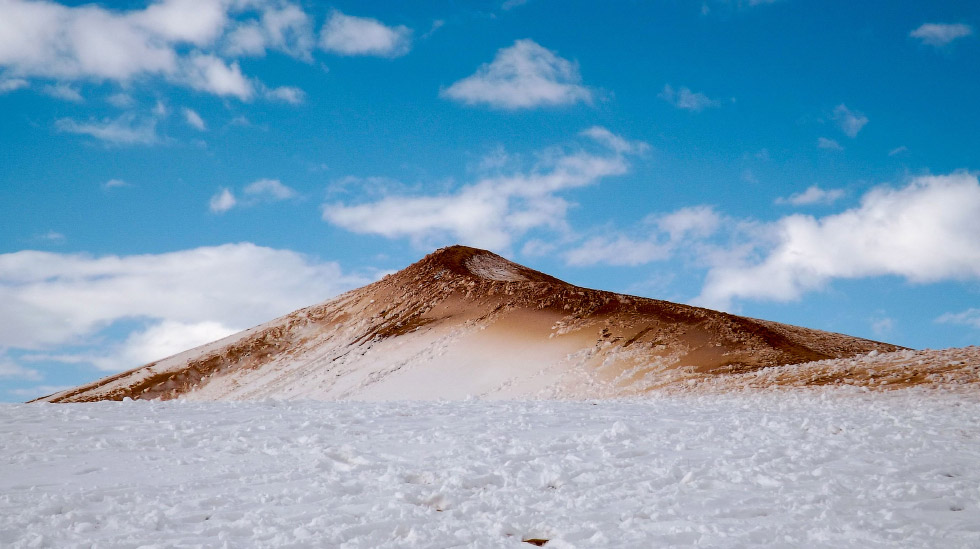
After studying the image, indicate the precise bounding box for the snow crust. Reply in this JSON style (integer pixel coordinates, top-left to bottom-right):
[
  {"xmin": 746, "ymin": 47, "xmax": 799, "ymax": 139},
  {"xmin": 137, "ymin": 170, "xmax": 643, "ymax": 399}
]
[
  {"xmin": 464, "ymin": 254, "xmax": 529, "ymax": 282},
  {"xmin": 3, "ymin": 390, "xmax": 980, "ymax": 547}
]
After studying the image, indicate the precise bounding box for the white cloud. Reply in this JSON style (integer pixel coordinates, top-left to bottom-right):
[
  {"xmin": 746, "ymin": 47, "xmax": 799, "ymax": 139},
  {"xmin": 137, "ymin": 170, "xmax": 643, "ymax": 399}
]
[
  {"xmin": 210, "ymin": 179, "xmax": 296, "ymax": 212},
  {"xmin": 870, "ymin": 316, "xmax": 894, "ymax": 337},
  {"xmin": 659, "ymin": 84, "xmax": 721, "ymax": 112},
  {"xmin": 209, "ymin": 188, "xmax": 237, "ymax": 213},
  {"xmin": 817, "ymin": 137, "xmax": 843, "ymax": 151},
  {"xmin": 564, "ymin": 206, "xmax": 721, "ymax": 267},
  {"xmin": 89, "ymin": 320, "xmax": 237, "ymax": 372},
  {"xmin": 319, "ymin": 11, "xmax": 412, "ymax": 57},
  {"xmin": 441, "ymin": 39, "xmax": 592, "ymax": 110},
  {"xmin": 0, "ymin": 78, "xmax": 28, "ymax": 93},
  {"xmin": 936, "ymin": 308, "xmax": 980, "ymax": 329},
  {"xmin": 8, "ymin": 384, "xmax": 72, "ymax": 399},
  {"xmin": 42, "ymin": 82, "xmax": 83, "ymax": 102},
  {"xmin": 565, "ymin": 235, "xmax": 672, "ymax": 267},
  {"xmin": 889, "ymin": 146, "xmax": 908, "ymax": 157},
  {"xmin": 56, "ymin": 114, "xmax": 159, "ymax": 145},
  {"xmin": 182, "ymin": 107, "xmax": 206, "ymax": 130},
  {"xmin": 103, "ymin": 178, "xmax": 131, "ymax": 189},
  {"xmin": 34, "ymin": 230, "xmax": 66, "ymax": 244},
  {"xmin": 265, "ymin": 85, "xmax": 305, "ymax": 104},
  {"xmin": 0, "ymin": 355, "xmax": 41, "ymax": 381},
  {"xmin": 697, "ymin": 172, "xmax": 980, "ymax": 308},
  {"xmin": 244, "ymin": 178, "xmax": 297, "ymax": 200},
  {"xmin": 910, "ymin": 23, "xmax": 973, "ymax": 47},
  {"xmin": 182, "ymin": 53, "xmax": 253, "ymax": 99},
  {"xmin": 775, "ymin": 185, "xmax": 845, "ymax": 206},
  {"xmin": 107, "ymin": 92, "xmax": 135, "ymax": 107},
  {"xmin": 0, "ymin": 0, "xmax": 315, "ymax": 100},
  {"xmin": 501, "ymin": 0, "xmax": 529, "ymax": 9},
  {"xmin": 833, "ymin": 104, "xmax": 868, "ymax": 138},
  {"xmin": 323, "ymin": 128, "xmax": 646, "ymax": 250},
  {"xmin": 0, "ymin": 243, "xmax": 366, "ymax": 371},
  {"xmin": 225, "ymin": 3, "xmax": 314, "ymax": 60}
]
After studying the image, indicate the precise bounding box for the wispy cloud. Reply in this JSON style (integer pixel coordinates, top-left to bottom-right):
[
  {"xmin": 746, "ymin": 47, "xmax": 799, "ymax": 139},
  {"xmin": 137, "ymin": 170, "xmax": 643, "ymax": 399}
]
[
  {"xmin": 209, "ymin": 179, "xmax": 298, "ymax": 213},
  {"xmin": 323, "ymin": 128, "xmax": 646, "ymax": 249},
  {"xmin": 936, "ymin": 308, "xmax": 980, "ymax": 329},
  {"xmin": 817, "ymin": 137, "xmax": 843, "ymax": 151},
  {"xmin": 265, "ymin": 85, "xmax": 305, "ymax": 104},
  {"xmin": 0, "ymin": 356, "xmax": 41, "ymax": 381},
  {"xmin": 56, "ymin": 114, "xmax": 159, "ymax": 145},
  {"xmin": 183, "ymin": 108, "xmax": 206, "ymax": 131},
  {"xmin": 42, "ymin": 83, "xmax": 83, "ymax": 102},
  {"xmin": 910, "ymin": 23, "xmax": 973, "ymax": 47},
  {"xmin": 441, "ymin": 39, "xmax": 592, "ymax": 110},
  {"xmin": 102, "ymin": 178, "xmax": 131, "ymax": 190},
  {"xmin": 244, "ymin": 178, "xmax": 297, "ymax": 200},
  {"xmin": 833, "ymin": 104, "xmax": 868, "ymax": 138},
  {"xmin": 564, "ymin": 206, "xmax": 722, "ymax": 267},
  {"xmin": 0, "ymin": 78, "xmax": 28, "ymax": 93},
  {"xmin": 319, "ymin": 11, "xmax": 412, "ymax": 57},
  {"xmin": 659, "ymin": 84, "xmax": 721, "ymax": 112},
  {"xmin": 775, "ymin": 185, "xmax": 845, "ymax": 206},
  {"xmin": 209, "ymin": 188, "xmax": 237, "ymax": 213}
]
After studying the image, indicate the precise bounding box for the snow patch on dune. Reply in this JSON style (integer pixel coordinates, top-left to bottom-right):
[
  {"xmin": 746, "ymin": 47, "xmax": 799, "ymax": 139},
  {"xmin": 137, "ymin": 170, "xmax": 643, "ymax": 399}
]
[{"xmin": 464, "ymin": 253, "xmax": 529, "ymax": 281}]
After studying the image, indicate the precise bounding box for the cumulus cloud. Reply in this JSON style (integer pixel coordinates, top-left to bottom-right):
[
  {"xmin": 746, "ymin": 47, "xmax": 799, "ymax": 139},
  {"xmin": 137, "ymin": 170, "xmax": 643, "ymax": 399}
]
[
  {"xmin": 265, "ymin": 85, "xmax": 305, "ymax": 104},
  {"xmin": 323, "ymin": 128, "xmax": 646, "ymax": 249},
  {"xmin": 564, "ymin": 206, "xmax": 722, "ymax": 267},
  {"xmin": 209, "ymin": 188, "xmax": 237, "ymax": 213},
  {"xmin": 775, "ymin": 185, "xmax": 845, "ymax": 206},
  {"xmin": 182, "ymin": 107, "xmax": 206, "ymax": 130},
  {"xmin": 833, "ymin": 104, "xmax": 868, "ymax": 138},
  {"xmin": 181, "ymin": 53, "xmax": 253, "ymax": 99},
  {"xmin": 88, "ymin": 320, "xmax": 238, "ymax": 372},
  {"xmin": 319, "ymin": 11, "xmax": 412, "ymax": 57},
  {"xmin": 817, "ymin": 137, "xmax": 843, "ymax": 151},
  {"xmin": 224, "ymin": 3, "xmax": 314, "ymax": 60},
  {"xmin": 0, "ymin": 243, "xmax": 366, "ymax": 371},
  {"xmin": 697, "ymin": 172, "xmax": 980, "ymax": 309},
  {"xmin": 244, "ymin": 178, "xmax": 297, "ymax": 200},
  {"xmin": 659, "ymin": 84, "xmax": 721, "ymax": 112},
  {"xmin": 56, "ymin": 114, "xmax": 159, "ymax": 145},
  {"xmin": 441, "ymin": 39, "xmax": 592, "ymax": 110},
  {"xmin": 910, "ymin": 23, "xmax": 973, "ymax": 47},
  {"xmin": 210, "ymin": 179, "xmax": 298, "ymax": 212},
  {"xmin": 0, "ymin": 0, "xmax": 313, "ymax": 100}
]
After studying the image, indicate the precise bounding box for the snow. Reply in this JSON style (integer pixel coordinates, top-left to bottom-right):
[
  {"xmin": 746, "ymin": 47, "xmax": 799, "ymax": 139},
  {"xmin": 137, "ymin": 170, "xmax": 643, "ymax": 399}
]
[
  {"xmin": 464, "ymin": 254, "xmax": 529, "ymax": 282},
  {"xmin": 3, "ymin": 390, "xmax": 980, "ymax": 548}
]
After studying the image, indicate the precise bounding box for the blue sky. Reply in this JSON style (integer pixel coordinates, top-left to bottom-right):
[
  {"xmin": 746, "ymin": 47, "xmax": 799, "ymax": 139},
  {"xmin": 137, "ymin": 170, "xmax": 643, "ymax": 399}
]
[{"xmin": 2, "ymin": 0, "xmax": 979, "ymax": 401}]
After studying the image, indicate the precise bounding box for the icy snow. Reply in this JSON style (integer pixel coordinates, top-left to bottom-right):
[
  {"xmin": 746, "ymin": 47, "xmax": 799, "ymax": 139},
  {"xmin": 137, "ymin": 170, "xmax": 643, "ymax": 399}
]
[{"xmin": 2, "ymin": 390, "xmax": 980, "ymax": 548}]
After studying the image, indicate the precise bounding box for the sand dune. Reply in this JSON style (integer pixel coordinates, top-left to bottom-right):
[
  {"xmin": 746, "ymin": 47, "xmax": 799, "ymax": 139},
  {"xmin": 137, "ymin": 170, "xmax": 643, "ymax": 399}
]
[{"xmin": 35, "ymin": 246, "xmax": 976, "ymax": 402}]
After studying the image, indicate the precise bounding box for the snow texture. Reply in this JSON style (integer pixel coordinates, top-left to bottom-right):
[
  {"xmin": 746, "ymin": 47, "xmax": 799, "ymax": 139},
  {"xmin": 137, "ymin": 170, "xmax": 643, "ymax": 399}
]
[{"xmin": 3, "ymin": 390, "xmax": 980, "ymax": 547}]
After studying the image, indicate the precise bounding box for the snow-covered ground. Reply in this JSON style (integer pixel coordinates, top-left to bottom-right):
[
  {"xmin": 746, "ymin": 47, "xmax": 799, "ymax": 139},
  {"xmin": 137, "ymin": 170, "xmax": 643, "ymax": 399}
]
[{"xmin": 2, "ymin": 390, "xmax": 979, "ymax": 548}]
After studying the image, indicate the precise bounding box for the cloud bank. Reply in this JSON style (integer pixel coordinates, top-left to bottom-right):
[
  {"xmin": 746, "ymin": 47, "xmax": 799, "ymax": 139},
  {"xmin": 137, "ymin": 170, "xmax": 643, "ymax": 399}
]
[
  {"xmin": 0, "ymin": 243, "xmax": 366, "ymax": 372},
  {"xmin": 698, "ymin": 172, "xmax": 980, "ymax": 308}
]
